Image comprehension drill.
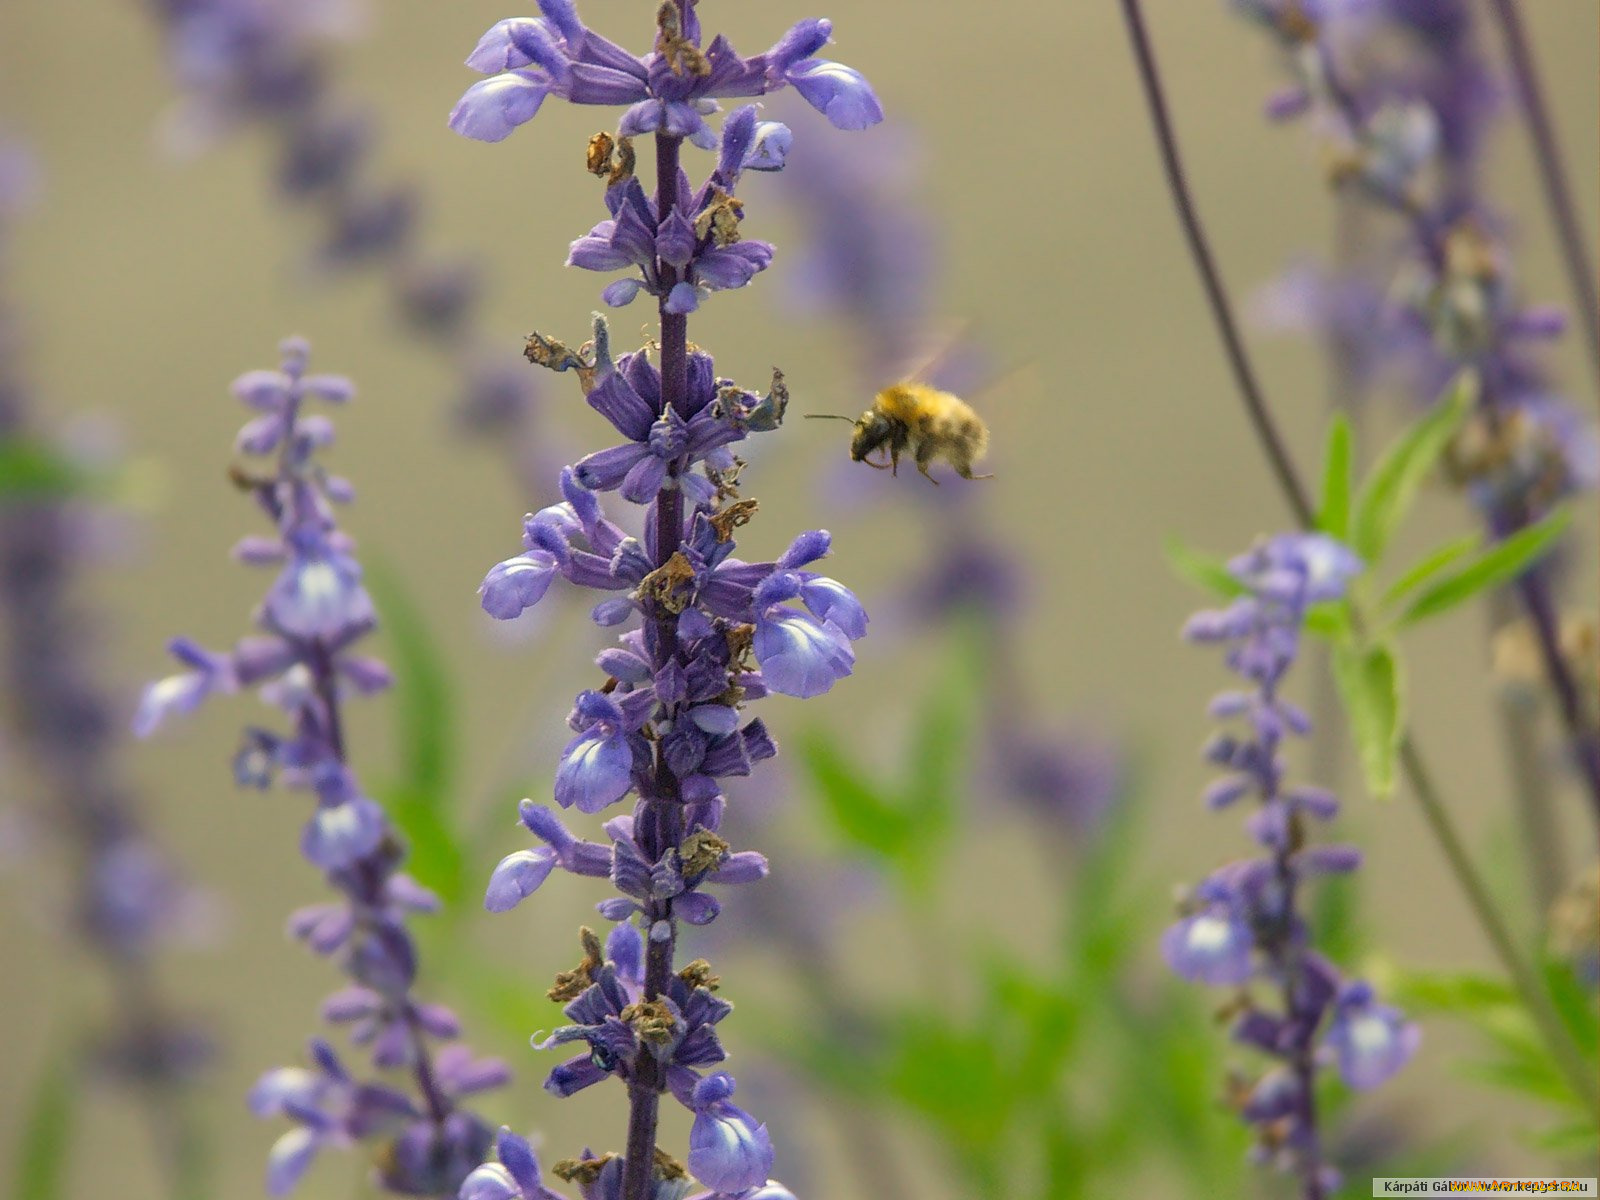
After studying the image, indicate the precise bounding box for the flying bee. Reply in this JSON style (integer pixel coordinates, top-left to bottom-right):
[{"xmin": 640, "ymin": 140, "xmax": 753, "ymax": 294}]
[{"xmin": 807, "ymin": 381, "xmax": 992, "ymax": 484}]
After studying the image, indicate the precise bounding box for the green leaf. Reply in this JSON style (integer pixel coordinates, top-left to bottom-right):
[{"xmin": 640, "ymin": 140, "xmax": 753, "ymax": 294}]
[
  {"xmin": 0, "ymin": 439, "xmax": 85, "ymax": 501},
  {"xmin": 1316, "ymin": 413, "xmax": 1354, "ymax": 539},
  {"xmin": 363, "ymin": 556, "xmax": 467, "ymax": 906},
  {"xmin": 1380, "ymin": 532, "xmax": 1483, "ymax": 610},
  {"xmin": 1162, "ymin": 537, "xmax": 1243, "ymax": 599},
  {"xmin": 1302, "ymin": 600, "xmax": 1352, "ymax": 640},
  {"xmin": 1527, "ymin": 1116, "xmax": 1600, "ymax": 1156},
  {"xmin": 1398, "ymin": 508, "xmax": 1573, "ymax": 628},
  {"xmin": 1332, "ymin": 641, "xmax": 1404, "ymax": 798},
  {"xmin": 1543, "ymin": 957, "xmax": 1600, "ymax": 1059},
  {"xmin": 900, "ymin": 630, "xmax": 980, "ymax": 853},
  {"xmin": 12, "ymin": 1051, "xmax": 77, "ymax": 1200},
  {"xmin": 1351, "ymin": 372, "xmax": 1475, "ymax": 561},
  {"xmin": 799, "ymin": 730, "xmax": 910, "ymax": 861},
  {"xmin": 1389, "ymin": 968, "xmax": 1517, "ymax": 1015}
]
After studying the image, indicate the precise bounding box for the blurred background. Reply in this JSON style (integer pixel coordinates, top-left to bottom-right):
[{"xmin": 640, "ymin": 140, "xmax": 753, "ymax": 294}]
[{"xmin": 1, "ymin": 1, "xmax": 1596, "ymax": 1197}]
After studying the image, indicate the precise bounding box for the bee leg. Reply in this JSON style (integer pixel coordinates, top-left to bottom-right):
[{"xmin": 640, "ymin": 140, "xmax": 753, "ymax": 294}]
[
  {"xmin": 890, "ymin": 447, "xmax": 901, "ymax": 476},
  {"xmin": 956, "ymin": 464, "xmax": 995, "ymax": 481},
  {"xmin": 861, "ymin": 452, "xmax": 891, "ymax": 470},
  {"xmin": 915, "ymin": 459, "xmax": 941, "ymax": 486}
]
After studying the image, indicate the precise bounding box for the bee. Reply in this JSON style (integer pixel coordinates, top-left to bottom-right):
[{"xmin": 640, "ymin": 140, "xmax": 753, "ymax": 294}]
[{"xmin": 807, "ymin": 381, "xmax": 992, "ymax": 484}]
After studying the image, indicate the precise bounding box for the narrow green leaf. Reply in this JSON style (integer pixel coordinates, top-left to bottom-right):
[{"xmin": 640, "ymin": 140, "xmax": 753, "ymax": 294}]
[
  {"xmin": 0, "ymin": 439, "xmax": 85, "ymax": 500},
  {"xmin": 799, "ymin": 730, "xmax": 909, "ymax": 860},
  {"xmin": 1543, "ymin": 957, "xmax": 1600, "ymax": 1059},
  {"xmin": 1316, "ymin": 413, "xmax": 1354, "ymax": 538},
  {"xmin": 1351, "ymin": 372, "xmax": 1475, "ymax": 561},
  {"xmin": 1398, "ymin": 508, "xmax": 1573, "ymax": 628},
  {"xmin": 1301, "ymin": 600, "xmax": 1352, "ymax": 640},
  {"xmin": 901, "ymin": 629, "xmax": 980, "ymax": 849},
  {"xmin": 1379, "ymin": 532, "xmax": 1483, "ymax": 610},
  {"xmin": 1331, "ymin": 641, "xmax": 1404, "ymax": 798},
  {"xmin": 363, "ymin": 556, "xmax": 467, "ymax": 905},
  {"xmin": 1389, "ymin": 968, "xmax": 1518, "ymax": 1015},
  {"xmin": 1162, "ymin": 537, "xmax": 1243, "ymax": 599},
  {"xmin": 12, "ymin": 1051, "xmax": 77, "ymax": 1200}
]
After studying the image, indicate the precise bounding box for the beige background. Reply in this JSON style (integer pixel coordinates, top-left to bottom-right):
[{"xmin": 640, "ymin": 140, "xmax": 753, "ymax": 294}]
[{"xmin": 1, "ymin": 1, "xmax": 1597, "ymax": 1197}]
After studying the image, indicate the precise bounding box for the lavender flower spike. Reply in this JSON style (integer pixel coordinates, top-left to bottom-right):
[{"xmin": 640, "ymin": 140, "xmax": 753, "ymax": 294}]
[
  {"xmin": 1167, "ymin": 533, "xmax": 1416, "ymax": 1198},
  {"xmin": 459, "ymin": 4, "xmax": 877, "ymax": 1198},
  {"xmin": 139, "ymin": 339, "xmax": 505, "ymax": 1196}
]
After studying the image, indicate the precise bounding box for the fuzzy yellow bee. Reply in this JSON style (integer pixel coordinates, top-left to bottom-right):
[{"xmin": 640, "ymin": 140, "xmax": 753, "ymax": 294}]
[{"xmin": 807, "ymin": 381, "xmax": 992, "ymax": 484}]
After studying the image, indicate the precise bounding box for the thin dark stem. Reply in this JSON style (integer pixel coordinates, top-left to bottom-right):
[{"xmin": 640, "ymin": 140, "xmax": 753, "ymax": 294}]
[
  {"xmin": 1399, "ymin": 738, "xmax": 1598, "ymax": 1113},
  {"xmin": 312, "ymin": 653, "xmax": 460, "ymax": 1136},
  {"xmin": 620, "ymin": 122, "xmax": 691, "ymax": 1200},
  {"xmin": 1120, "ymin": 0, "xmax": 1600, "ymax": 1123},
  {"xmin": 405, "ymin": 1015, "xmax": 452, "ymax": 1125},
  {"xmin": 1514, "ymin": 565, "xmax": 1600, "ymax": 820},
  {"xmin": 1490, "ymin": 588, "xmax": 1564, "ymax": 916},
  {"xmin": 1489, "ymin": 0, "xmax": 1600, "ymax": 396},
  {"xmin": 1117, "ymin": 0, "xmax": 1316, "ymax": 527}
]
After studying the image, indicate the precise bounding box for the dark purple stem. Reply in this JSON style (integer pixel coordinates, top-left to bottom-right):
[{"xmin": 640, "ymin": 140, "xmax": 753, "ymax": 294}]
[
  {"xmin": 1489, "ymin": 0, "xmax": 1600, "ymax": 396},
  {"xmin": 1257, "ymin": 654, "xmax": 1328, "ymax": 1200},
  {"xmin": 310, "ymin": 646, "xmax": 456, "ymax": 1133},
  {"xmin": 1117, "ymin": 0, "xmax": 1317, "ymax": 528},
  {"xmin": 619, "ymin": 120, "xmax": 689, "ymax": 1200},
  {"xmin": 1513, "ymin": 565, "xmax": 1600, "ymax": 818}
]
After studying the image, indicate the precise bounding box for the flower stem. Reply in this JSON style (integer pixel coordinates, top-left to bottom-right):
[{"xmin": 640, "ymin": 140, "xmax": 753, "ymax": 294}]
[
  {"xmin": 619, "ymin": 123, "xmax": 692, "ymax": 1200},
  {"xmin": 1398, "ymin": 737, "xmax": 1598, "ymax": 1114},
  {"xmin": 313, "ymin": 655, "xmax": 462, "ymax": 1135},
  {"xmin": 1120, "ymin": 0, "xmax": 1600, "ymax": 1121},
  {"xmin": 1116, "ymin": 0, "xmax": 1315, "ymax": 528},
  {"xmin": 1488, "ymin": 0, "xmax": 1600, "ymax": 399},
  {"xmin": 1513, "ymin": 563, "xmax": 1600, "ymax": 822}
]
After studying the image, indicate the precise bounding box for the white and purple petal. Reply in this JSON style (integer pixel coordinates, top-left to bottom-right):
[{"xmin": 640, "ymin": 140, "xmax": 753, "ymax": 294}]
[
  {"xmin": 554, "ymin": 728, "xmax": 634, "ymax": 813},
  {"xmin": 484, "ymin": 848, "xmax": 558, "ymax": 912},
  {"xmin": 449, "ymin": 71, "xmax": 551, "ymax": 143},
  {"xmin": 752, "ymin": 610, "xmax": 853, "ymax": 699},
  {"xmin": 784, "ymin": 58, "xmax": 884, "ymax": 131},
  {"xmin": 480, "ymin": 553, "xmax": 558, "ymax": 619}
]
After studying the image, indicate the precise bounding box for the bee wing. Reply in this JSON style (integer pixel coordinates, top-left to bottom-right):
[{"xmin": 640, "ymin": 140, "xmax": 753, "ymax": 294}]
[{"xmin": 894, "ymin": 317, "xmax": 981, "ymax": 392}]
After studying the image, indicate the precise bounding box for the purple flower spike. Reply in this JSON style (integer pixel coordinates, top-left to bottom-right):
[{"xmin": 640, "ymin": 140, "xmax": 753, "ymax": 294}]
[
  {"xmin": 141, "ymin": 340, "xmax": 507, "ymax": 1190},
  {"xmin": 688, "ymin": 1073, "xmax": 774, "ymax": 1194},
  {"xmin": 1171, "ymin": 529, "xmax": 1411, "ymax": 1185},
  {"xmin": 455, "ymin": 0, "xmax": 882, "ymax": 1185}
]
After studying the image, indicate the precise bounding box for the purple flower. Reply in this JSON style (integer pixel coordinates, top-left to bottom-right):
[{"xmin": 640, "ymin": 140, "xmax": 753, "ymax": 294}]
[
  {"xmin": 1162, "ymin": 884, "xmax": 1255, "ymax": 986},
  {"xmin": 133, "ymin": 636, "xmax": 236, "ymax": 736},
  {"xmin": 1324, "ymin": 982, "xmax": 1420, "ymax": 1089},
  {"xmin": 249, "ymin": 1040, "xmax": 416, "ymax": 1195},
  {"xmin": 450, "ymin": 7, "xmax": 881, "ymax": 145},
  {"xmin": 459, "ymin": 1128, "xmax": 564, "ymax": 1200},
  {"xmin": 555, "ymin": 690, "xmax": 644, "ymax": 813},
  {"xmin": 688, "ymin": 1073, "xmax": 774, "ymax": 1194}
]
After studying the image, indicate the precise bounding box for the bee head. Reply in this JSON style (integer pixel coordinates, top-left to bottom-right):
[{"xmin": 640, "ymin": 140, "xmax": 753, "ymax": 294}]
[{"xmin": 849, "ymin": 411, "xmax": 893, "ymax": 462}]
